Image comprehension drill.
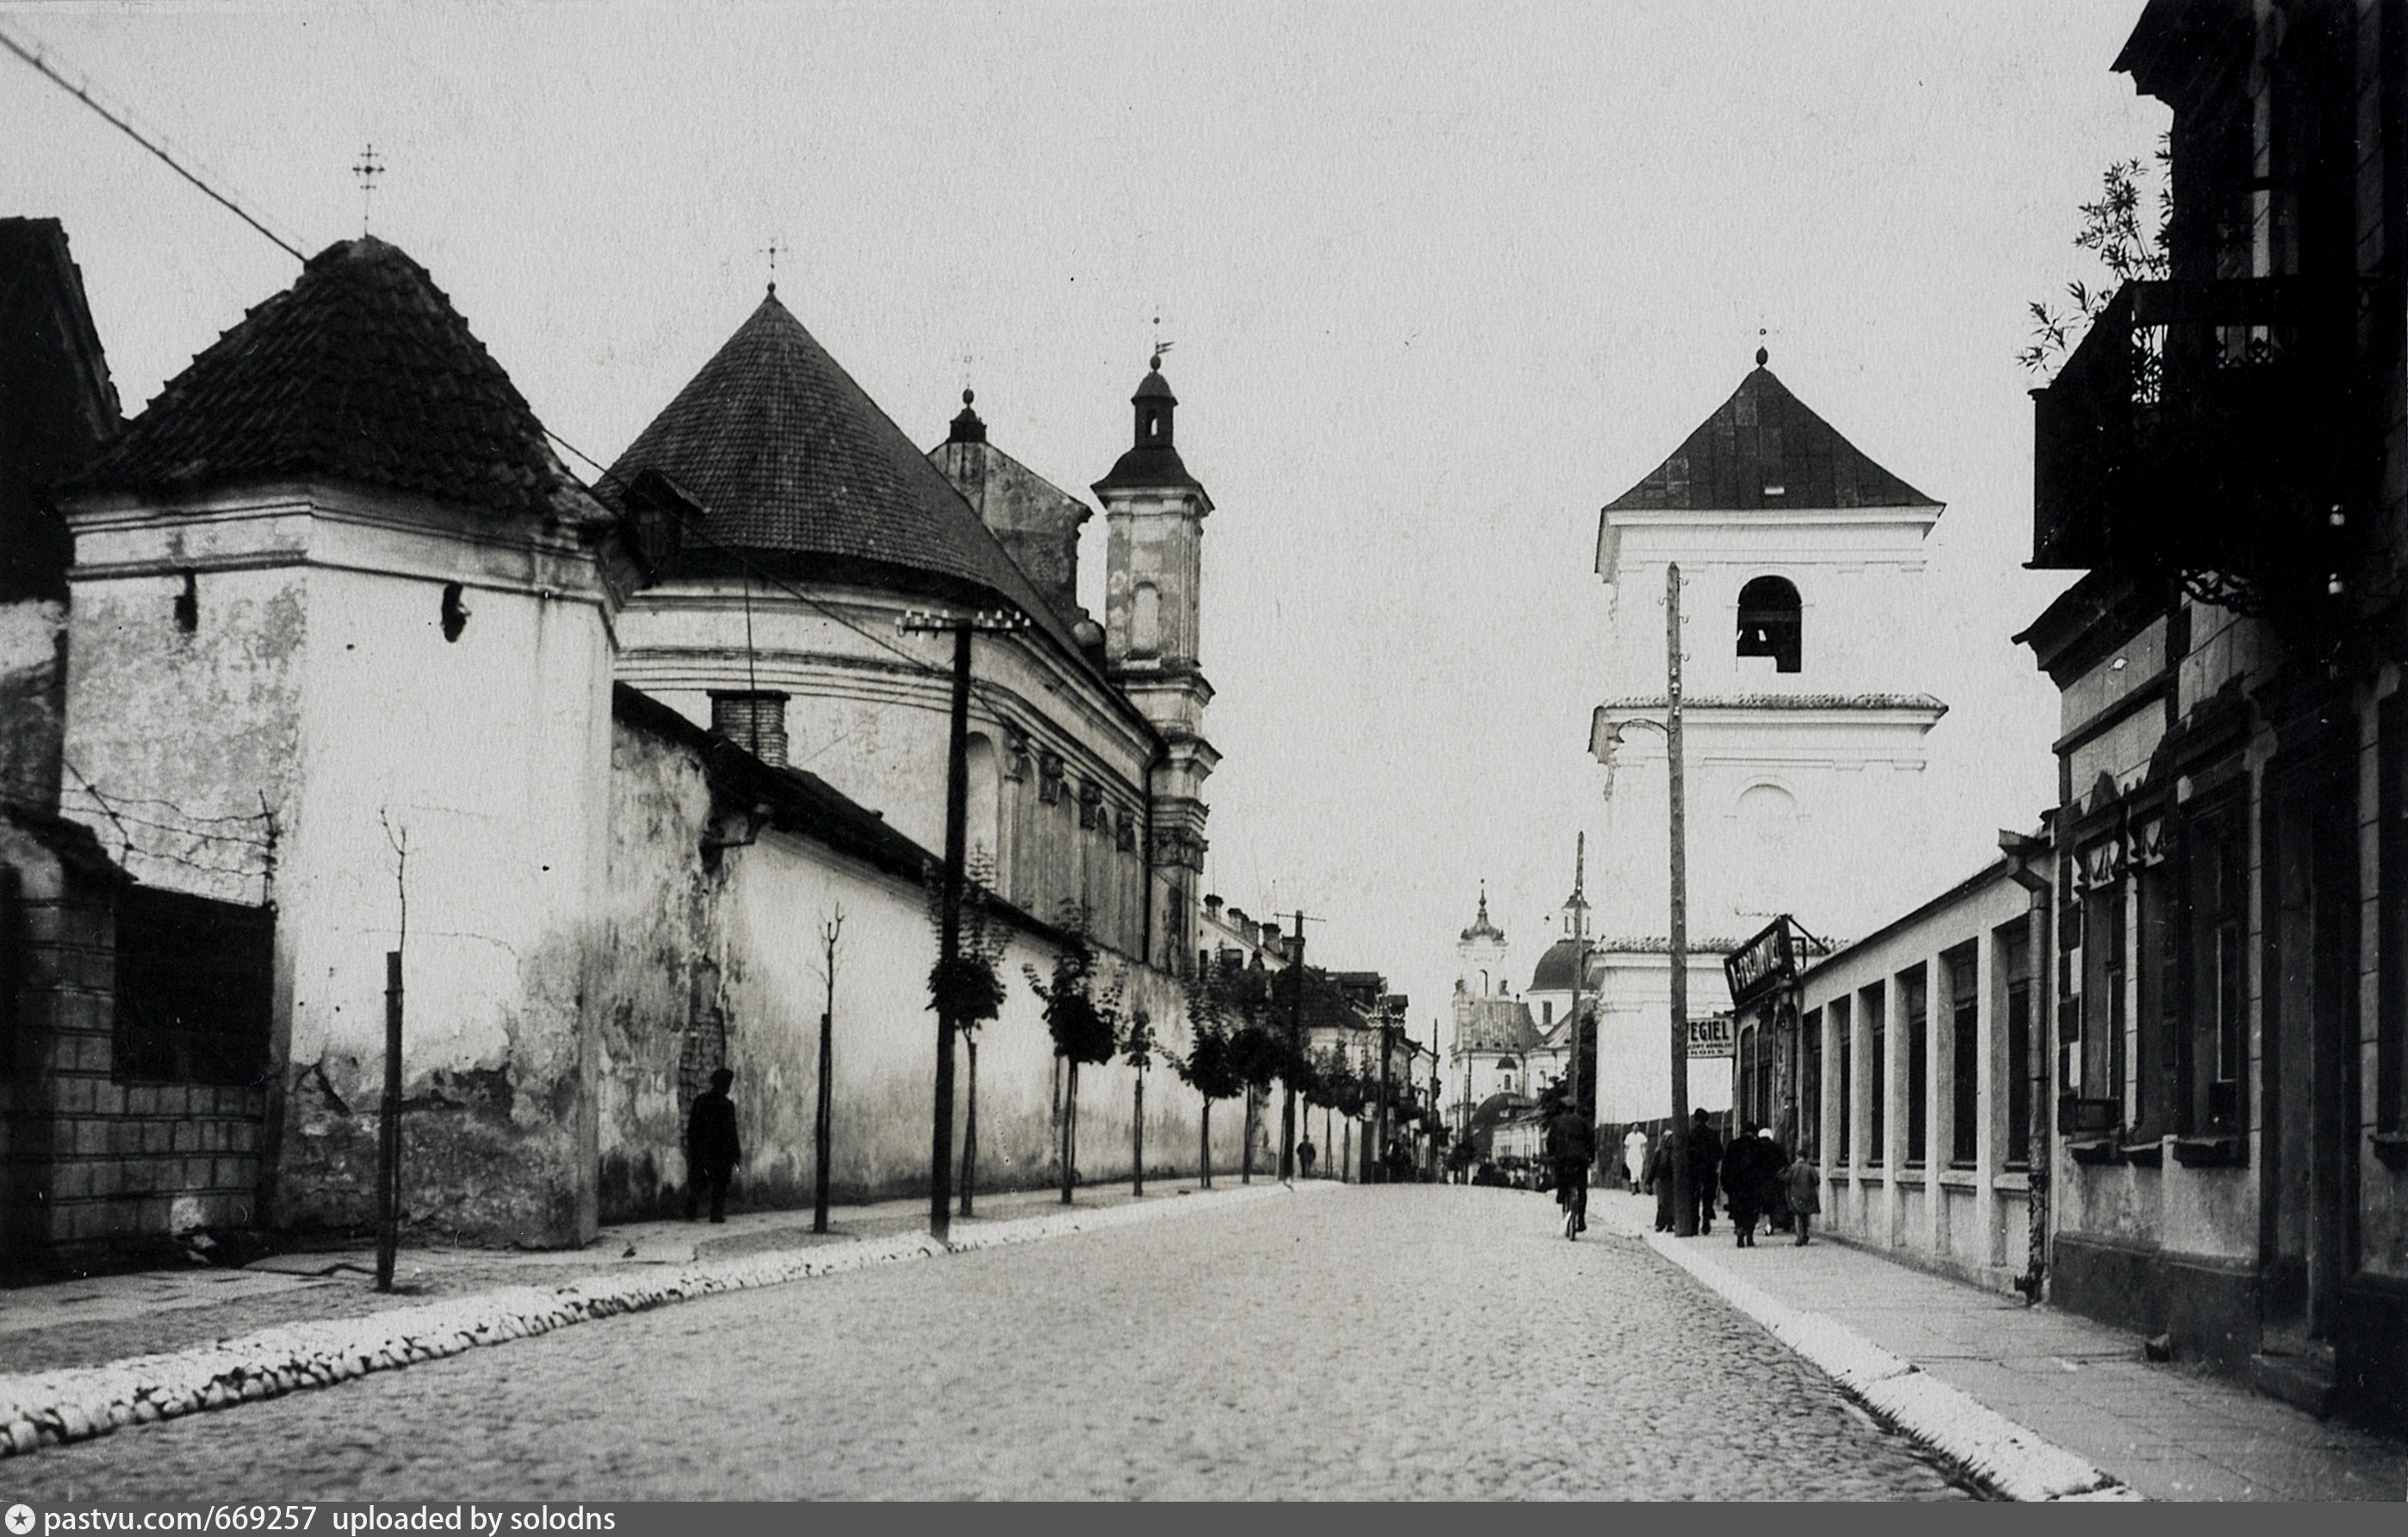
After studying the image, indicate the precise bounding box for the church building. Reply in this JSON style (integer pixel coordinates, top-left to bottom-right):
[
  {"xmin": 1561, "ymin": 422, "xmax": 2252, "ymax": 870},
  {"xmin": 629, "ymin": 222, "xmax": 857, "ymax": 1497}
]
[{"xmin": 1584, "ymin": 351, "xmax": 1949, "ymax": 1129}]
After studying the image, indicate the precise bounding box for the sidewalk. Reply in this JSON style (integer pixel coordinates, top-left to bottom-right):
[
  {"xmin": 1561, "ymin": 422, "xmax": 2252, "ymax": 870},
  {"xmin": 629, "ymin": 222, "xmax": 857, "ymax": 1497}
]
[
  {"xmin": 0, "ymin": 1177, "xmax": 1259, "ymax": 1378},
  {"xmin": 1590, "ymin": 1188, "xmax": 2406, "ymax": 1501}
]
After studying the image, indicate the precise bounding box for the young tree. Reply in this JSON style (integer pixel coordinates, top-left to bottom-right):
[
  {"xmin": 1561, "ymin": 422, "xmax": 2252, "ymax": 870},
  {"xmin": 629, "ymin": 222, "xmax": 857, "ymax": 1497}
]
[
  {"xmin": 1026, "ymin": 902, "xmax": 1120, "ymax": 1205},
  {"xmin": 2020, "ymin": 140, "xmax": 2171, "ymax": 379},
  {"xmin": 1123, "ymin": 1007, "xmax": 1155, "ymax": 1198},
  {"xmin": 1175, "ymin": 957, "xmax": 1245, "ymax": 1188},
  {"xmin": 923, "ymin": 852, "xmax": 1009, "ymax": 1217}
]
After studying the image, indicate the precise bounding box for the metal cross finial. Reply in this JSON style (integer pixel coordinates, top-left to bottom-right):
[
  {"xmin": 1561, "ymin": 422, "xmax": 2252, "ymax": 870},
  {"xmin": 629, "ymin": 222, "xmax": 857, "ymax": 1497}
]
[
  {"xmin": 1151, "ymin": 313, "xmax": 1175, "ymax": 368},
  {"xmin": 353, "ymin": 144, "xmax": 383, "ymax": 236},
  {"xmin": 761, "ymin": 239, "xmax": 784, "ymax": 295}
]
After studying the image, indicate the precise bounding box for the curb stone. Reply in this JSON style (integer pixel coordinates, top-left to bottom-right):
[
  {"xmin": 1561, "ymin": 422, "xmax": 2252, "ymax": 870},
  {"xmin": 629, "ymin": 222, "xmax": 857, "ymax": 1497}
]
[
  {"xmin": 0, "ymin": 1180, "xmax": 1330, "ymax": 1460},
  {"xmin": 1595, "ymin": 1205, "xmax": 2143, "ymax": 1502}
]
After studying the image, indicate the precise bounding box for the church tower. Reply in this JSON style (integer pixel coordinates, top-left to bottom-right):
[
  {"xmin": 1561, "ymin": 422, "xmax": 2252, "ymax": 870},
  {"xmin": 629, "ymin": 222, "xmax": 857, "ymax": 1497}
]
[
  {"xmin": 1583, "ymin": 350, "xmax": 1947, "ymax": 1124},
  {"xmin": 1094, "ymin": 355, "xmax": 1218, "ymax": 972},
  {"xmin": 1455, "ymin": 884, "xmax": 1508, "ymax": 1000}
]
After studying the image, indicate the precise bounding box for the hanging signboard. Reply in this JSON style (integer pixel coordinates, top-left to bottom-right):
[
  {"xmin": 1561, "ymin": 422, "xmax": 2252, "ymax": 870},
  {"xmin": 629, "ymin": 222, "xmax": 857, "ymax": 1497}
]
[
  {"xmin": 1723, "ymin": 915, "xmax": 1803, "ymax": 1008},
  {"xmin": 1686, "ymin": 1013, "xmax": 1735, "ymax": 1059}
]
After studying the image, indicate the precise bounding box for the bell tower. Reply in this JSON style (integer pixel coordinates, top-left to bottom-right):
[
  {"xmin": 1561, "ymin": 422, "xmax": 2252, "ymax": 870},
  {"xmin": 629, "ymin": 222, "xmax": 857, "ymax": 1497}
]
[{"xmin": 1095, "ymin": 354, "xmax": 1217, "ymax": 972}]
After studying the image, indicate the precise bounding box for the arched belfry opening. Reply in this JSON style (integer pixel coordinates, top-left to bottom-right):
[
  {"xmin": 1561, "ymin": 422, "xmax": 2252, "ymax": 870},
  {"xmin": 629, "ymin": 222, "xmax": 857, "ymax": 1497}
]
[{"xmin": 1736, "ymin": 575, "xmax": 1802, "ymax": 673}]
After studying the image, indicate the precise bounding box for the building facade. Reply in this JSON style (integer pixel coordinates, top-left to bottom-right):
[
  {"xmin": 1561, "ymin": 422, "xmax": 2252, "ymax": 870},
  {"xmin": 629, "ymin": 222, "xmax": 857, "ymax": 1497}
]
[
  {"xmin": 2017, "ymin": 0, "xmax": 2408, "ymax": 1431},
  {"xmin": 1793, "ymin": 857, "xmax": 2050, "ymax": 1296}
]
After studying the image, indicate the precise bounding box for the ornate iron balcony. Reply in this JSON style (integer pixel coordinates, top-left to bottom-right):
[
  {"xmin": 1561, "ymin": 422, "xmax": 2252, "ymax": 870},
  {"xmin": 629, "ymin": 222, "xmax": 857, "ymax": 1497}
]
[{"xmin": 2031, "ymin": 277, "xmax": 2374, "ymax": 604}]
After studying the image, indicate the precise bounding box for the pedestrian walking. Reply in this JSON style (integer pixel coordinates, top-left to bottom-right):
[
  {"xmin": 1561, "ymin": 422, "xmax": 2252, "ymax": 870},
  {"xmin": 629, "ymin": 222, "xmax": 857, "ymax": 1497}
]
[
  {"xmin": 1297, "ymin": 1135, "xmax": 1318, "ymax": 1180},
  {"xmin": 686, "ymin": 1066, "xmax": 741, "ymax": 1224},
  {"xmin": 1623, "ymin": 1126, "xmax": 1649, "ymax": 1194},
  {"xmin": 1783, "ymin": 1149, "xmax": 1822, "ymax": 1245},
  {"xmin": 1545, "ymin": 1097, "xmax": 1594, "ymax": 1237},
  {"xmin": 1685, "ymin": 1107, "xmax": 1722, "ymax": 1236},
  {"xmin": 1645, "ymin": 1129, "xmax": 1679, "ymax": 1231},
  {"xmin": 1757, "ymin": 1125, "xmax": 1792, "ymax": 1235},
  {"xmin": 1722, "ymin": 1122, "xmax": 1775, "ymax": 1246}
]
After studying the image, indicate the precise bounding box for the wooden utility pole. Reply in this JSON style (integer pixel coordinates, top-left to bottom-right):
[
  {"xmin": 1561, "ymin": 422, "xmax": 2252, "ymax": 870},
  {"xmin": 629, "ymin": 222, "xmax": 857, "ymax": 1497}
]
[
  {"xmin": 1280, "ymin": 913, "xmax": 1309, "ymax": 1181},
  {"xmin": 376, "ymin": 950, "xmax": 402, "ymax": 1292},
  {"xmin": 815, "ymin": 907, "xmax": 841, "ymax": 1233},
  {"xmin": 1566, "ymin": 832, "xmax": 1590, "ymax": 1126},
  {"xmin": 1667, "ymin": 562, "xmax": 1696, "ymax": 1237},
  {"xmin": 899, "ymin": 607, "xmax": 1027, "ymax": 1243}
]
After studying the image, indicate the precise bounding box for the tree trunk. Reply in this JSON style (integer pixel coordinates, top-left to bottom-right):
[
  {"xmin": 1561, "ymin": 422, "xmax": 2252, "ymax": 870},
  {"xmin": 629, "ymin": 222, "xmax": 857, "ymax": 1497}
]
[
  {"xmin": 1133, "ymin": 1065, "xmax": 1145, "ymax": 1198},
  {"xmin": 1241, "ymin": 1087, "xmax": 1256, "ymax": 1184},
  {"xmin": 1061, "ymin": 1060, "xmax": 1077, "ymax": 1205},
  {"xmin": 1200, "ymin": 1098, "xmax": 1213, "ymax": 1189}
]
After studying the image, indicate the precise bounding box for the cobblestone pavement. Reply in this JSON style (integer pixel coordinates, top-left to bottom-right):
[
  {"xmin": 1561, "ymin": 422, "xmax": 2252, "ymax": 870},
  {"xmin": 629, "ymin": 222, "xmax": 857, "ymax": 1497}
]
[{"xmin": 3, "ymin": 1186, "xmax": 1977, "ymax": 1500}]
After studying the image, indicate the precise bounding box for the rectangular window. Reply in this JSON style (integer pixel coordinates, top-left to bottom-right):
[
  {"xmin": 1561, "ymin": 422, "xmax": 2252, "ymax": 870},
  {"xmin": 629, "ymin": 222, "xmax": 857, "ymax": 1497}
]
[
  {"xmin": 1802, "ymin": 1007, "xmax": 1822, "ymax": 1160},
  {"xmin": 2003, "ymin": 923, "xmax": 2033, "ymax": 1168},
  {"xmin": 2082, "ymin": 883, "xmax": 2126, "ymax": 1106},
  {"xmin": 2381, "ymin": 694, "xmax": 2405, "ymax": 1133},
  {"xmin": 0, "ymin": 865, "xmax": 19, "ymax": 1076},
  {"xmin": 1904, "ymin": 966, "xmax": 1929, "ymax": 1167},
  {"xmin": 1834, "ymin": 997, "xmax": 1853, "ymax": 1165},
  {"xmin": 1865, "ymin": 986, "xmax": 1887, "ymax": 1167},
  {"xmin": 114, "ymin": 886, "xmax": 274, "ymax": 1086},
  {"xmin": 2185, "ymin": 795, "xmax": 2250, "ymax": 1134},
  {"xmin": 1947, "ymin": 943, "xmax": 1979, "ymax": 1167}
]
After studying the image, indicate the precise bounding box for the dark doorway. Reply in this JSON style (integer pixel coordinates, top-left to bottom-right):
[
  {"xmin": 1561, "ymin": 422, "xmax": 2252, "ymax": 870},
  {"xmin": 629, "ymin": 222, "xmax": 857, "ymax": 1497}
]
[{"xmin": 2264, "ymin": 759, "xmax": 2361, "ymax": 1342}]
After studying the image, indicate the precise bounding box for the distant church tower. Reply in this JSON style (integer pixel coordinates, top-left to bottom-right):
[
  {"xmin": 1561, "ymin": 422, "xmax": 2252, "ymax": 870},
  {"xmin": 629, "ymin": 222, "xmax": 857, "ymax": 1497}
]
[
  {"xmin": 1456, "ymin": 883, "xmax": 1508, "ymax": 1000},
  {"xmin": 1093, "ymin": 355, "xmax": 1218, "ymax": 972},
  {"xmin": 1582, "ymin": 350, "xmax": 1947, "ymax": 1123}
]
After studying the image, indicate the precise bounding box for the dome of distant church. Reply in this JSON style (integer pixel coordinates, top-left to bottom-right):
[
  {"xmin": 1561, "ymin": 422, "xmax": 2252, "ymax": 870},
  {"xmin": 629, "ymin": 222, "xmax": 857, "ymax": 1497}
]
[{"xmin": 1530, "ymin": 937, "xmax": 1590, "ymax": 994}]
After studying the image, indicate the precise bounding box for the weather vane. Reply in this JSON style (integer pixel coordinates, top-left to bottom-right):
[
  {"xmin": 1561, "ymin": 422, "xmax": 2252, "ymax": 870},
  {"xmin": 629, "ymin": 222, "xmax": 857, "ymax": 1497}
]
[
  {"xmin": 1151, "ymin": 313, "xmax": 1175, "ymax": 368},
  {"xmin": 353, "ymin": 144, "xmax": 383, "ymax": 236},
  {"xmin": 761, "ymin": 239, "xmax": 784, "ymax": 295}
]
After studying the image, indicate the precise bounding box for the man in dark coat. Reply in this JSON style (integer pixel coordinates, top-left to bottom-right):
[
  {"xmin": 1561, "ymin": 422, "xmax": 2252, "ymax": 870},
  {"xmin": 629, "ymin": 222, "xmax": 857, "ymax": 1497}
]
[
  {"xmin": 1685, "ymin": 1107, "xmax": 1723, "ymax": 1236},
  {"xmin": 1544, "ymin": 1099, "xmax": 1596, "ymax": 1235},
  {"xmin": 686, "ymin": 1066, "xmax": 741, "ymax": 1224},
  {"xmin": 1722, "ymin": 1123, "xmax": 1767, "ymax": 1246}
]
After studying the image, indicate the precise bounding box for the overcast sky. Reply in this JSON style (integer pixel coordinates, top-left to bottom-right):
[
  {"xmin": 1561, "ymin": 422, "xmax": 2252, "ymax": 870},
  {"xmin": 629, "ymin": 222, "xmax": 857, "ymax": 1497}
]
[{"xmin": 3, "ymin": 1, "xmax": 2168, "ymax": 1053}]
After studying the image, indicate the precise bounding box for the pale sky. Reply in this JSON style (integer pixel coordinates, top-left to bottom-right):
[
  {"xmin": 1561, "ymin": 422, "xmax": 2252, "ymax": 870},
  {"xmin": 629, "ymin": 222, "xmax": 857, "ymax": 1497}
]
[{"xmin": 3, "ymin": 0, "xmax": 2169, "ymax": 1055}]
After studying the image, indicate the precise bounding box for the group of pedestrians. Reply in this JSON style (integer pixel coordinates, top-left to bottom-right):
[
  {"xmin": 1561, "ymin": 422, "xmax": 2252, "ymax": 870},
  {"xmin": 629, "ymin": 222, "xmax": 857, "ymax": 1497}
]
[{"xmin": 1633, "ymin": 1106, "xmax": 1820, "ymax": 1247}]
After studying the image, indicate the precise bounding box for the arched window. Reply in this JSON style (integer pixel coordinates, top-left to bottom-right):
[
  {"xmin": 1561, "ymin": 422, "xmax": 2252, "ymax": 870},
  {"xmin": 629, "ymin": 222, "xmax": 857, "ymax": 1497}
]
[{"xmin": 1737, "ymin": 576, "xmax": 1802, "ymax": 673}]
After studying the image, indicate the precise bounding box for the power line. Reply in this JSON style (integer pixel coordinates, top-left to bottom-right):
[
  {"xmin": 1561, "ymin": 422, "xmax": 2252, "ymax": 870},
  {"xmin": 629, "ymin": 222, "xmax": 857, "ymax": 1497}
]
[{"xmin": 0, "ymin": 22, "xmax": 307, "ymax": 263}]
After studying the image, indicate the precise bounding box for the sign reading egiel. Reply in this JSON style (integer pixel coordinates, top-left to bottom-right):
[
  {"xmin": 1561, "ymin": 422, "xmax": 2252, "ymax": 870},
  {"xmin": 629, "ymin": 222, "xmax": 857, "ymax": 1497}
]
[{"xmin": 1686, "ymin": 1014, "xmax": 1735, "ymax": 1059}]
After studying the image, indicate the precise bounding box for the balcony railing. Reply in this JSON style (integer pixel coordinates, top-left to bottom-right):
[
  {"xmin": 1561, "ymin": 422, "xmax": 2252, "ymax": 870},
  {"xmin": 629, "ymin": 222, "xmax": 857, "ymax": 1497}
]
[{"xmin": 2032, "ymin": 277, "xmax": 2367, "ymax": 593}]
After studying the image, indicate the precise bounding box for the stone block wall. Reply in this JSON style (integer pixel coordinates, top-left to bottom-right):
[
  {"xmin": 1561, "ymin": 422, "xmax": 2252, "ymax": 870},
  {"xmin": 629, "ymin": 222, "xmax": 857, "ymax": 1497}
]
[{"xmin": 1, "ymin": 816, "xmax": 267, "ymax": 1276}]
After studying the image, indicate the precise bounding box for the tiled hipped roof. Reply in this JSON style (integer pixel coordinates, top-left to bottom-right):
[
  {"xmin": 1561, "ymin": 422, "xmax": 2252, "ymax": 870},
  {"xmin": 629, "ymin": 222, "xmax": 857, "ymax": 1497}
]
[
  {"xmin": 68, "ymin": 238, "xmax": 595, "ymax": 524},
  {"xmin": 1608, "ymin": 365, "xmax": 1933, "ymax": 512},
  {"xmin": 66, "ymin": 238, "xmax": 597, "ymax": 527},
  {"xmin": 601, "ymin": 293, "xmax": 1090, "ymax": 662}
]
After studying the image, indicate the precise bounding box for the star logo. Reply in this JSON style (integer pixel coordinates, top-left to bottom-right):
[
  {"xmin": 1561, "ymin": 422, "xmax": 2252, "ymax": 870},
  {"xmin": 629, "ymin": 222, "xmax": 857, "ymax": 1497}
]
[{"xmin": 6, "ymin": 1503, "xmax": 35, "ymax": 1535}]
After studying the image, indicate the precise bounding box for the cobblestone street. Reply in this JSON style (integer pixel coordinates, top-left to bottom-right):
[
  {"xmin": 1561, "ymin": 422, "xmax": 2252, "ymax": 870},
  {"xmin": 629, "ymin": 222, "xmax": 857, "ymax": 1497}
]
[{"xmin": 3, "ymin": 1187, "xmax": 1974, "ymax": 1501}]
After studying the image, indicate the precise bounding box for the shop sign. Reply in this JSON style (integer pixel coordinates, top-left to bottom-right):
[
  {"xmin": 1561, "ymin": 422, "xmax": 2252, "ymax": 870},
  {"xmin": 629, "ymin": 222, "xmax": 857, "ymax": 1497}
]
[
  {"xmin": 1686, "ymin": 1014, "xmax": 1735, "ymax": 1059},
  {"xmin": 1723, "ymin": 915, "xmax": 1802, "ymax": 1007}
]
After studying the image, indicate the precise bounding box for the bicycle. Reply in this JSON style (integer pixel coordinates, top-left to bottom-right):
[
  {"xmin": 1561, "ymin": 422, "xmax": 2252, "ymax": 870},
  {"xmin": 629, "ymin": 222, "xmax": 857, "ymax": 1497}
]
[{"xmin": 1555, "ymin": 1157, "xmax": 1588, "ymax": 1240}]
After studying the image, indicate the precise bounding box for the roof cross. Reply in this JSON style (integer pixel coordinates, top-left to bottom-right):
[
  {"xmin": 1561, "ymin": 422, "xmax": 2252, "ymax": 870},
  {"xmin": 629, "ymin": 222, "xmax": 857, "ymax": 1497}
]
[
  {"xmin": 352, "ymin": 144, "xmax": 383, "ymax": 236},
  {"xmin": 761, "ymin": 239, "xmax": 784, "ymax": 295}
]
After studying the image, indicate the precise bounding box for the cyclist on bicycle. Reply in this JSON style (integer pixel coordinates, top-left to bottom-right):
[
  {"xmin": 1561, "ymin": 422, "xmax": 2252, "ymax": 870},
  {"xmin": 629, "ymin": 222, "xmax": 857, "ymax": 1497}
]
[{"xmin": 1544, "ymin": 1094, "xmax": 1595, "ymax": 1237}]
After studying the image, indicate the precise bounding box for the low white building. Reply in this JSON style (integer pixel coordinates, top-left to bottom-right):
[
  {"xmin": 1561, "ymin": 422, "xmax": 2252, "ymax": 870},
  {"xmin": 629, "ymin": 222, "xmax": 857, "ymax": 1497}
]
[{"xmin": 1797, "ymin": 846, "xmax": 2050, "ymax": 1293}]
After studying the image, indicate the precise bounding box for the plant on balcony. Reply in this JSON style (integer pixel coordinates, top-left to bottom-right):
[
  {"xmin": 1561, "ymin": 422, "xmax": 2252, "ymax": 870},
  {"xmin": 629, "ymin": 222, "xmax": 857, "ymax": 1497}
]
[{"xmin": 2019, "ymin": 143, "xmax": 2169, "ymax": 379}]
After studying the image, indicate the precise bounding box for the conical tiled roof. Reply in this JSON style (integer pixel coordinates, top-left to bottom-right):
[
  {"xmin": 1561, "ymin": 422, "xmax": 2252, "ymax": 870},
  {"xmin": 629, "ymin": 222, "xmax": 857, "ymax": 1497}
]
[
  {"xmin": 1606, "ymin": 363, "xmax": 1934, "ymax": 512},
  {"xmin": 68, "ymin": 239, "xmax": 594, "ymax": 524},
  {"xmin": 603, "ymin": 291, "xmax": 1089, "ymax": 660}
]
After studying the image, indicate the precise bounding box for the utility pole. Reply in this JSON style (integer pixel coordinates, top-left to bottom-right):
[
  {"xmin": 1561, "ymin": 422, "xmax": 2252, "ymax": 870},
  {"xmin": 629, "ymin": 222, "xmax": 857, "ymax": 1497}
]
[
  {"xmin": 1279, "ymin": 911, "xmax": 1313, "ymax": 1181},
  {"xmin": 814, "ymin": 906, "xmax": 842, "ymax": 1234},
  {"xmin": 899, "ymin": 606, "xmax": 1027, "ymax": 1243},
  {"xmin": 1667, "ymin": 562, "xmax": 1695, "ymax": 1237},
  {"xmin": 1566, "ymin": 832, "xmax": 1591, "ymax": 1128}
]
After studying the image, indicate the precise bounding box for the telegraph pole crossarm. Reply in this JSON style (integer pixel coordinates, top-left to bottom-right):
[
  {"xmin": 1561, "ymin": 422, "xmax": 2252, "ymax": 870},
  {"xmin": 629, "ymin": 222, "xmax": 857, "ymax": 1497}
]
[{"xmin": 898, "ymin": 607, "xmax": 1031, "ymax": 1243}]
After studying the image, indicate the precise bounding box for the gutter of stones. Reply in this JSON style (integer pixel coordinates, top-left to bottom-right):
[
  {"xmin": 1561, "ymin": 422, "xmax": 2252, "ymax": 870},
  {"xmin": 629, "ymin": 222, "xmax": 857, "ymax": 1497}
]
[{"xmin": 1, "ymin": 1181, "xmax": 1331, "ymax": 1460}]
